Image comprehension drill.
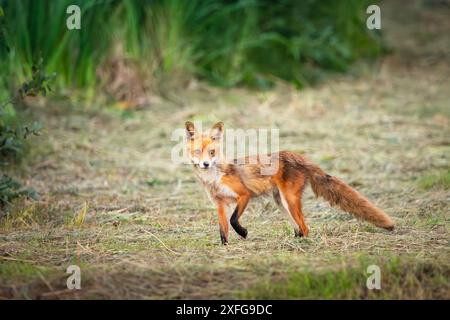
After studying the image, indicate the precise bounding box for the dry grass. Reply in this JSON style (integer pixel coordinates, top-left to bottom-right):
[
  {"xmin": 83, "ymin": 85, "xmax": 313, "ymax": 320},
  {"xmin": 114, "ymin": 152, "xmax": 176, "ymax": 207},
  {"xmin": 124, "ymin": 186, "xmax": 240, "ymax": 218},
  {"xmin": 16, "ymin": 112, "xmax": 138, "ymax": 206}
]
[{"xmin": 0, "ymin": 0, "xmax": 449, "ymax": 299}]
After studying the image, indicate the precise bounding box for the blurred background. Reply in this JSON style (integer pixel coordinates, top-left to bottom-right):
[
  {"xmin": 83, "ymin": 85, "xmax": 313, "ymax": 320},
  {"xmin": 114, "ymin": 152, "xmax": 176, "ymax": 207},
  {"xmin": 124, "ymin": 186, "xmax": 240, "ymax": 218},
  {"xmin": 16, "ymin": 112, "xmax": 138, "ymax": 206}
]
[
  {"xmin": 0, "ymin": 0, "xmax": 387, "ymax": 207},
  {"xmin": 0, "ymin": 0, "xmax": 382, "ymax": 94},
  {"xmin": 0, "ymin": 0, "xmax": 448, "ymax": 299}
]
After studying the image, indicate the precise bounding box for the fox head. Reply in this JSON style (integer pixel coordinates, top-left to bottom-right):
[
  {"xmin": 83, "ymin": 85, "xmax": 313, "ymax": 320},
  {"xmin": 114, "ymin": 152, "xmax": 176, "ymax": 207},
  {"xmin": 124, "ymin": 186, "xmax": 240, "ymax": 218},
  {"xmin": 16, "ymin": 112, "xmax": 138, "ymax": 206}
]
[{"xmin": 185, "ymin": 121, "xmax": 224, "ymax": 170}]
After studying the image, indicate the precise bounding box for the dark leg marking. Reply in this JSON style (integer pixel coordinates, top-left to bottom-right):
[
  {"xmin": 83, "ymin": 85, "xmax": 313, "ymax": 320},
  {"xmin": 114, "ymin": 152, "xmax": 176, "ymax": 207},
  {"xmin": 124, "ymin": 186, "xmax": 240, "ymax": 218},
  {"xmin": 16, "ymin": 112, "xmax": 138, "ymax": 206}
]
[
  {"xmin": 294, "ymin": 229, "xmax": 304, "ymax": 237},
  {"xmin": 230, "ymin": 207, "xmax": 248, "ymax": 238},
  {"xmin": 220, "ymin": 229, "xmax": 228, "ymax": 245}
]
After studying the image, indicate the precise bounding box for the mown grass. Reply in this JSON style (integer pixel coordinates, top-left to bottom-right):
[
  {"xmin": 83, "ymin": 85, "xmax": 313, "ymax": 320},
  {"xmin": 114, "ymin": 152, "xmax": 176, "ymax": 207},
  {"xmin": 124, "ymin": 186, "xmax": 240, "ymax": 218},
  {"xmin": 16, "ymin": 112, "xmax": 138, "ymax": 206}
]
[
  {"xmin": 0, "ymin": 261, "xmax": 54, "ymax": 281},
  {"xmin": 0, "ymin": 1, "xmax": 448, "ymax": 299},
  {"xmin": 1, "ymin": 63, "xmax": 448, "ymax": 298},
  {"xmin": 239, "ymin": 256, "xmax": 449, "ymax": 299},
  {"xmin": 418, "ymin": 170, "xmax": 450, "ymax": 191}
]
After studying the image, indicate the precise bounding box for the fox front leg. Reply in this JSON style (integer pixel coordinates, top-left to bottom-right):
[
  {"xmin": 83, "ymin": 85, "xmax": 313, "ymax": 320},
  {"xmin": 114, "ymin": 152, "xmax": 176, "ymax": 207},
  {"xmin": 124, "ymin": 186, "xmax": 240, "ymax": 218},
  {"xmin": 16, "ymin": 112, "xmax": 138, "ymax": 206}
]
[
  {"xmin": 230, "ymin": 195, "xmax": 250, "ymax": 239},
  {"xmin": 216, "ymin": 201, "xmax": 229, "ymax": 245}
]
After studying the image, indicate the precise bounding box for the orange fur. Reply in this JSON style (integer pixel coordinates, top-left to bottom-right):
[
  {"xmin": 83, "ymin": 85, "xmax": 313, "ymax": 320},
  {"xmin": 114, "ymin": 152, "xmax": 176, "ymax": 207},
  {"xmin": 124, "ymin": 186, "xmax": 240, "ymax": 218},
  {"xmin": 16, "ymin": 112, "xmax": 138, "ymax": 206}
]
[{"xmin": 185, "ymin": 122, "xmax": 395, "ymax": 245}]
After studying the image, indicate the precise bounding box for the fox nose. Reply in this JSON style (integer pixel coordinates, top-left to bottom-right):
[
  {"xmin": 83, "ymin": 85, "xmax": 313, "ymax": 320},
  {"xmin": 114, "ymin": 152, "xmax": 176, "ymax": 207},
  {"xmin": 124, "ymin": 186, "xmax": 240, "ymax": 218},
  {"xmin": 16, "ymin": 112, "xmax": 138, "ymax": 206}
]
[{"xmin": 203, "ymin": 161, "xmax": 209, "ymax": 168}]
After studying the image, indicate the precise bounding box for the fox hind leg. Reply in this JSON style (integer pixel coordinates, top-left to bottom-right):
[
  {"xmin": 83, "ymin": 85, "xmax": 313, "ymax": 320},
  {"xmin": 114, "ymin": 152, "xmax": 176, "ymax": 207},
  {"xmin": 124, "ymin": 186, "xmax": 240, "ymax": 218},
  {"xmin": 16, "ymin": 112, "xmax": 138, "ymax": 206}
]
[
  {"xmin": 273, "ymin": 189, "xmax": 299, "ymax": 235},
  {"xmin": 274, "ymin": 185, "xmax": 309, "ymax": 237}
]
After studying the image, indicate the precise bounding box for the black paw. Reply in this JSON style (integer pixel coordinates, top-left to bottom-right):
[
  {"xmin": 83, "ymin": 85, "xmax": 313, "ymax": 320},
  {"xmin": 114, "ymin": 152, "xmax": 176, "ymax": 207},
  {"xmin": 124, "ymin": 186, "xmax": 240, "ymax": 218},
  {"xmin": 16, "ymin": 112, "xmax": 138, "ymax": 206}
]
[
  {"xmin": 220, "ymin": 234, "xmax": 228, "ymax": 245},
  {"xmin": 231, "ymin": 220, "xmax": 248, "ymax": 239},
  {"xmin": 294, "ymin": 229, "xmax": 304, "ymax": 237},
  {"xmin": 240, "ymin": 227, "xmax": 248, "ymax": 239},
  {"xmin": 234, "ymin": 225, "xmax": 248, "ymax": 239}
]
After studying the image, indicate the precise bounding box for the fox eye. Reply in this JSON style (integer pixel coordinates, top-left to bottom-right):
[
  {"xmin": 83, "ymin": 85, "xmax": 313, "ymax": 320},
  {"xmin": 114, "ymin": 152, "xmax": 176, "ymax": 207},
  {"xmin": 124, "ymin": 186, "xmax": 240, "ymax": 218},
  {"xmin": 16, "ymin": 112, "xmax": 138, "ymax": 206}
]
[
  {"xmin": 194, "ymin": 149, "xmax": 201, "ymax": 156},
  {"xmin": 209, "ymin": 149, "xmax": 215, "ymax": 157}
]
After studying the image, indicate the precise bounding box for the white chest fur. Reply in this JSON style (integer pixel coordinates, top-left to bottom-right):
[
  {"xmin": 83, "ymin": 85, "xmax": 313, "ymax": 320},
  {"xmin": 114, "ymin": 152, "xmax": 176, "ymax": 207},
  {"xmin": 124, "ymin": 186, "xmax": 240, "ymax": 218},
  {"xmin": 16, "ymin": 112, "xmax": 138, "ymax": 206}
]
[{"xmin": 195, "ymin": 167, "xmax": 237, "ymax": 202}]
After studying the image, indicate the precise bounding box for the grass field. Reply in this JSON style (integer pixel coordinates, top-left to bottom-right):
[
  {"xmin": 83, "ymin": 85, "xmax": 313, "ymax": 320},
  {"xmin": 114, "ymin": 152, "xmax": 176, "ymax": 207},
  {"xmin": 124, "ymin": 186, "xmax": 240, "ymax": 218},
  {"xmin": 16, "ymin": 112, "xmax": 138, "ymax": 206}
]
[{"xmin": 0, "ymin": 1, "xmax": 449, "ymax": 299}]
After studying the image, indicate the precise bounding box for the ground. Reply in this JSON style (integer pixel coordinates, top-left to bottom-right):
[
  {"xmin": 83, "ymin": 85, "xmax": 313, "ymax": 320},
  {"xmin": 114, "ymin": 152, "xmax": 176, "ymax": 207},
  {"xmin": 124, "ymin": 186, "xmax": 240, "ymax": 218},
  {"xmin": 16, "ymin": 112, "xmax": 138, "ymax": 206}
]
[{"xmin": 0, "ymin": 1, "xmax": 449, "ymax": 299}]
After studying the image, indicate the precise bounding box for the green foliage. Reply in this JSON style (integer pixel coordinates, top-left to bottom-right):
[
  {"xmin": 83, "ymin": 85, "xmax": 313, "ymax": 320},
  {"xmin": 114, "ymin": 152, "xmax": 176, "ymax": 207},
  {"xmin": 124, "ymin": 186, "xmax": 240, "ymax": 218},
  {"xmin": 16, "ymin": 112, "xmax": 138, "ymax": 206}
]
[
  {"xmin": 0, "ymin": 60, "xmax": 54, "ymax": 211},
  {"xmin": 0, "ymin": 174, "xmax": 38, "ymax": 209},
  {"xmin": 0, "ymin": 116, "xmax": 41, "ymax": 162},
  {"xmin": 0, "ymin": 0, "xmax": 383, "ymax": 91},
  {"xmin": 0, "ymin": 4, "xmax": 7, "ymax": 55},
  {"xmin": 18, "ymin": 59, "xmax": 56, "ymax": 98},
  {"xmin": 0, "ymin": 61, "xmax": 51, "ymax": 162}
]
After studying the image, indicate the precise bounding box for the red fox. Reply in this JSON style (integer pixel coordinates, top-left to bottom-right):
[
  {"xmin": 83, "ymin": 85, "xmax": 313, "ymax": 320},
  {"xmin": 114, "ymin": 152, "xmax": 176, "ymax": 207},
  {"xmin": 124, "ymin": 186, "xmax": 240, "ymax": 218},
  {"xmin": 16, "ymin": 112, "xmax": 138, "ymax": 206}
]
[{"xmin": 185, "ymin": 121, "xmax": 395, "ymax": 245}]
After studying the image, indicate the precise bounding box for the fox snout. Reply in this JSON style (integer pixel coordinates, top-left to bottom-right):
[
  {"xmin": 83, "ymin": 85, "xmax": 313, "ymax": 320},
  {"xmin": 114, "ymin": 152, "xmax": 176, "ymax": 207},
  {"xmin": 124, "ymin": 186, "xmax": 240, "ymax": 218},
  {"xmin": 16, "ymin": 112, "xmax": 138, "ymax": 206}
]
[{"xmin": 199, "ymin": 160, "xmax": 210, "ymax": 169}]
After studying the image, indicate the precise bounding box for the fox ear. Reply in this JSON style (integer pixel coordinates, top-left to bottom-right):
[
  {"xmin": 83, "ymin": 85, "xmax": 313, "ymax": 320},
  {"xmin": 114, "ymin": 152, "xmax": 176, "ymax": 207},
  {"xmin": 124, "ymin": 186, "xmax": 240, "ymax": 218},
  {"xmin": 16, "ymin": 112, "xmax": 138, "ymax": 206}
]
[
  {"xmin": 210, "ymin": 122, "xmax": 224, "ymax": 141},
  {"xmin": 185, "ymin": 121, "xmax": 195, "ymax": 140}
]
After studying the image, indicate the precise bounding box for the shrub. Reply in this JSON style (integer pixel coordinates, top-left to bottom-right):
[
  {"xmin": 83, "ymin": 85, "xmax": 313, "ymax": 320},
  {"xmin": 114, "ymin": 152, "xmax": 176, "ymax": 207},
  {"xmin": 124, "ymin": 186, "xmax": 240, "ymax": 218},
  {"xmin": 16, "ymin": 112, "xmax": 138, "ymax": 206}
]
[
  {"xmin": 0, "ymin": 60, "xmax": 54, "ymax": 211},
  {"xmin": 0, "ymin": 0, "xmax": 383, "ymax": 91},
  {"xmin": 0, "ymin": 174, "xmax": 38, "ymax": 209}
]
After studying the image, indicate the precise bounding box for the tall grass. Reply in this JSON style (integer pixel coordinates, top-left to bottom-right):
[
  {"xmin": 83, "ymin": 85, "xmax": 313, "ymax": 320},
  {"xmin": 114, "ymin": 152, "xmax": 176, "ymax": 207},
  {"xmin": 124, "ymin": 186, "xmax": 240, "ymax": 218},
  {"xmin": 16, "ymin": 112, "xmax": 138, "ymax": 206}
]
[{"xmin": 0, "ymin": 0, "xmax": 383, "ymax": 95}]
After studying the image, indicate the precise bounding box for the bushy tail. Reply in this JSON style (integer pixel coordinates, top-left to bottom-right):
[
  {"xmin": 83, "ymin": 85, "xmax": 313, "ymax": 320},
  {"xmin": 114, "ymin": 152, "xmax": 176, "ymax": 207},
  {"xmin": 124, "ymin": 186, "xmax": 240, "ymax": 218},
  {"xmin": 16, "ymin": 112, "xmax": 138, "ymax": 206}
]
[{"xmin": 304, "ymin": 161, "xmax": 394, "ymax": 230}]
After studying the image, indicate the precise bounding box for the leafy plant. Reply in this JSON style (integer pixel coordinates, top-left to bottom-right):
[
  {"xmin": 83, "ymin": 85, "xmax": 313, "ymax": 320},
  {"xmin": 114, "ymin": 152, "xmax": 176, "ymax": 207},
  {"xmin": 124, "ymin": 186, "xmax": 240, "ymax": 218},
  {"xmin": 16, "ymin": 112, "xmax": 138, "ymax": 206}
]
[
  {"xmin": 0, "ymin": 58, "xmax": 54, "ymax": 211},
  {"xmin": 18, "ymin": 59, "xmax": 55, "ymax": 98},
  {"xmin": 0, "ymin": 0, "xmax": 383, "ymax": 92},
  {"xmin": 0, "ymin": 119, "xmax": 41, "ymax": 162},
  {"xmin": 0, "ymin": 60, "xmax": 53, "ymax": 161},
  {"xmin": 0, "ymin": 174, "xmax": 38, "ymax": 210}
]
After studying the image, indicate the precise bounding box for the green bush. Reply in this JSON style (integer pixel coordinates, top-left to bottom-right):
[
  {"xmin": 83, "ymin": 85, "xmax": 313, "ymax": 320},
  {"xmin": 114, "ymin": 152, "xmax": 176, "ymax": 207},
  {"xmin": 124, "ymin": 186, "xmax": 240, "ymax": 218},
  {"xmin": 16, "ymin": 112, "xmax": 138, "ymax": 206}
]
[
  {"xmin": 0, "ymin": 0, "xmax": 383, "ymax": 91},
  {"xmin": 0, "ymin": 60, "xmax": 52, "ymax": 162},
  {"xmin": 0, "ymin": 61, "xmax": 53, "ymax": 211},
  {"xmin": 0, "ymin": 174, "xmax": 38, "ymax": 209}
]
